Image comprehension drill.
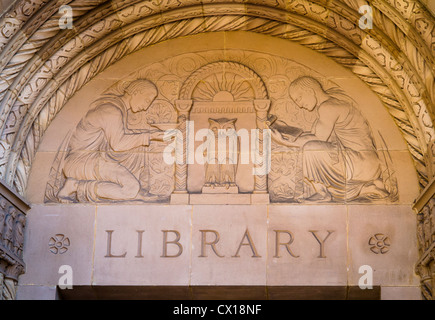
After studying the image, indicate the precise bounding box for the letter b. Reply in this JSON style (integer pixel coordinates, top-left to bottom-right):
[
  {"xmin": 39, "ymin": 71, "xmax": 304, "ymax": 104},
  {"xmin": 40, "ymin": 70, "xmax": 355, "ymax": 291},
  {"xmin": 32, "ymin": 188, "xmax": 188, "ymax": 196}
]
[{"xmin": 161, "ymin": 230, "xmax": 183, "ymax": 258}]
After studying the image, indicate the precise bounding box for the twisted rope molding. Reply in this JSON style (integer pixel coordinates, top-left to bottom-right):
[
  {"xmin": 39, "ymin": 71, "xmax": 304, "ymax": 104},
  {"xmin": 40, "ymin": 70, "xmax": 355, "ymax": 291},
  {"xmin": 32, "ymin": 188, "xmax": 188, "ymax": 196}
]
[{"xmin": 0, "ymin": 0, "xmax": 432, "ymax": 194}]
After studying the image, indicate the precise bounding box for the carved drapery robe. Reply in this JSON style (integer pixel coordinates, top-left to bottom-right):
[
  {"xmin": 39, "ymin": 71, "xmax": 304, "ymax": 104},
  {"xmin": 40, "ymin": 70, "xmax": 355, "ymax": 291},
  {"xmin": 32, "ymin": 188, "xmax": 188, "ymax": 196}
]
[
  {"xmin": 303, "ymin": 106, "xmax": 384, "ymax": 201},
  {"xmin": 63, "ymin": 96, "xmax": 150, "ymax": 202}
]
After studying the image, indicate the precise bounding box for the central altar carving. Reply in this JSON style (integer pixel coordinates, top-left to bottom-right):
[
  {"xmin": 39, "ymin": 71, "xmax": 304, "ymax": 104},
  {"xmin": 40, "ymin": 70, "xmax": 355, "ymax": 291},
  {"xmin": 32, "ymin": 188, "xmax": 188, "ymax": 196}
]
[
  {"xmin": 173, "ymin": 61, "xmax": 271, "ymax": 204},
  {"xmin": 172, "ymin": 62, "xmax": 270, "ymax": 202}
]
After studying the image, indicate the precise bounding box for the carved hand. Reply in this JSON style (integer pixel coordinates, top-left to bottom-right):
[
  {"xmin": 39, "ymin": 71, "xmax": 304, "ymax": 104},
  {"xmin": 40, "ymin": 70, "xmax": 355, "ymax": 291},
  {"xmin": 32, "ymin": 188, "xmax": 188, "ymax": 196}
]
[
  {"xmin": 150, "ymin": 131, "xmax": 165, "ymax": 142},
  {"xmin": 270, "ymin": 128, "xmax": 300, "ymax": 148}
]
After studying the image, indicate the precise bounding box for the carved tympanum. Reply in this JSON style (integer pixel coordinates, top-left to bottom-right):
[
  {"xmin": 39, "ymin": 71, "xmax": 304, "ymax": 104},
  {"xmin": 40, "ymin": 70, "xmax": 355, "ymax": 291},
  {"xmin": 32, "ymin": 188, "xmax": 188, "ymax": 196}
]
[{"xmin": 43, "ymin": 53, "xmax": 398, "ymax": 204}]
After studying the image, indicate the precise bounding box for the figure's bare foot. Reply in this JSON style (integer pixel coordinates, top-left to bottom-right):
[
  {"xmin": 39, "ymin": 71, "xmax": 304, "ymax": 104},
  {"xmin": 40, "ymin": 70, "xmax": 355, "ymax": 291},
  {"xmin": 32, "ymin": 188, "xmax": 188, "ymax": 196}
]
[
  {"xmin": 304, "ymin": 180, "xmax": 332, "ymax": 202},
  {"xmin": 136, "ymin": 190, "xmax": 161, "ymax": 202},
  {"xmin": 360, "ymin": 181, "xmax": 389, "ymax": 199},
  {"xmin": 57, "ymin": 179, "xmax": 79, "ymax": 202},
  {"xmin": 305, "ymin": 191, "xmax": 332, "ymax": 202}
]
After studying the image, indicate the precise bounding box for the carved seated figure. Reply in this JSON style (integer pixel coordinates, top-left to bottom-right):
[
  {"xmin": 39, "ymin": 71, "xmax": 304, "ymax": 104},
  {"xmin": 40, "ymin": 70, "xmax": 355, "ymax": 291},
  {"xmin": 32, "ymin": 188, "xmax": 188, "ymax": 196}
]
[
  {"xmin": 57, "ymin": 80, "xmax": 165, "ymax": 203},
  {"xmin": 269, "ymin": 76, "xmax": 390, "ymax": 202}
]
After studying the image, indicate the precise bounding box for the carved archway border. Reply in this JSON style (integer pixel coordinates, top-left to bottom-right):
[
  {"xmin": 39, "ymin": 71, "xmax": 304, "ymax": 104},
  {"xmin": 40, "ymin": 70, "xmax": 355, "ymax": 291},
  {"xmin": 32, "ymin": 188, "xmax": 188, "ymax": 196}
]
[{"xmin": 0, "ymin": 1, "xmax": 433, "ymax": 195}]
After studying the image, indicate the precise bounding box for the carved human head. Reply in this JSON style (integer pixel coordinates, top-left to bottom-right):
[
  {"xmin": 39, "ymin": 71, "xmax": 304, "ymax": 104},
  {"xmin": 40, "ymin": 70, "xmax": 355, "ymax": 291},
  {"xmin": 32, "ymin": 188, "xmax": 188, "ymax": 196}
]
[
  {"xmin": 16, "ymin": 213, "xmax": 26, "ymax": 226},
  {"xmin": 124, "ymin": 79, "xmax": 158, "ymax": 113},
  {"xmin": 0, "ymin": 197, "xmax": 7, "ymax": 210},
  {"xmin": 289, "ymin": 76, "xmax": 325, "ymax": 111},
  {"xmin": 8, "ymin": 206, "xmax": 17, "ymax": 218}
]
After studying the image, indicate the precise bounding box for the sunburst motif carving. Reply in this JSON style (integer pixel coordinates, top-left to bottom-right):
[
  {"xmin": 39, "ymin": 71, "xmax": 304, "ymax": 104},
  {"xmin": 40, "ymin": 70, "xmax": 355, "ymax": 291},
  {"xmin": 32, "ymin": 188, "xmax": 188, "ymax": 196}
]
[{"xmin": 192, "ymin": 70, "xmax": 255, "ymax": 102}]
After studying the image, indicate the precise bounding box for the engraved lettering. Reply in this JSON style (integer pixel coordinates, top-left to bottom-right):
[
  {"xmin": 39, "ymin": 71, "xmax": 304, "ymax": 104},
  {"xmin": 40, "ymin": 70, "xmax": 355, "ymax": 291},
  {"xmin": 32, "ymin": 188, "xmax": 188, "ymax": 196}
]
[
  {"xmin": 233, "ymin": 229, "xmax": 261, "ymax": 258},
  {"xmin": 135, "ymin": 230, "xmax": 144, "ymax": 258},
  {"xmin": 309, "ymin": 230, "xmax": 334, "ymax": 258},
  {"xmin": 199, "ymin": 230, "xmax": 224, "ymax": 258},
  {"xmin": 105, "ymin": 230, "xmax": 127, "ymax": 258},
  {"xmin": 274, "ymin": 230, "xmax": 299, "ymax": 258},
  {"xmin": 161, "ymin": 230, "xmax": 183, "ymax": 258}
]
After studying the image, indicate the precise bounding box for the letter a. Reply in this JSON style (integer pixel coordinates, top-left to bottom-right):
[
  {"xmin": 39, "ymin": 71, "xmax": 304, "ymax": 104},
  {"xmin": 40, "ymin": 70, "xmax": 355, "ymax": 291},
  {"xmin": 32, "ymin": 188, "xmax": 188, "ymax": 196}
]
[
  {"xmin": 233, "ymin": 229, "xmax": 261, "ymax": 258},
  {"xmin": 358, "ymin": 265, "xmax": 373, "ymax": 290}
]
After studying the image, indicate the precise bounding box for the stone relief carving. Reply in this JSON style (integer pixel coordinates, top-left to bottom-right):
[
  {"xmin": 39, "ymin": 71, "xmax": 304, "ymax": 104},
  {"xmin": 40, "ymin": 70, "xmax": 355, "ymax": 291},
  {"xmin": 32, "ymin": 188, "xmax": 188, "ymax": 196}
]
[
  {"xmin": 0, "ymin": 194, "xmax": 26, "ymax": 300},
  {"xmin": 44, "ymin": 51, "xmax": 399, "ymax": 204},
  {"xmin": 417, "ymin": 199, "xmax": 435, "ymax": 254},
  {"xmin": 269, "ymin": 76, "xmax": 398, "ymax": 203},
  {"xmin": 2, "ymin": 207, "xmax": 15, "ymax": 251},
  {"xmin": 415, "ymin": 198, "xmax": 435, "ymax": 300},
  {"xmin": 203, "ymin": 118, "xmax": 239, "ymax": 193},
  {"xmin": 2, "ymin": 6, "xmax": 431, "ymax": 195},
  {"xmin": 369, "ymin": 233, "xmax": 391, "ymax": 254},
  {"xmin": 0, "ymin": 199, "xmax": 25, "ymax": 260},
  {"xmin": 45, "ymin": 79, "xmax": 174, "ymax": 203},
  {"xmin": 0, "ymin": 198, "xmax": 6, "ymax": 241},
  {"xmin": 0, "ymin": 0, "xmax": 433, "ymax": 300},
  {"xmin": 12, "ymin": 213, "xmax": 25, "ymax": 258},
  {"xmin": 48, "ymin": 234, "xmax": 70, "ymax": 255},
  {"xmin": 0, "ymin": 0, "xmax": 432, "ymax": 202}
]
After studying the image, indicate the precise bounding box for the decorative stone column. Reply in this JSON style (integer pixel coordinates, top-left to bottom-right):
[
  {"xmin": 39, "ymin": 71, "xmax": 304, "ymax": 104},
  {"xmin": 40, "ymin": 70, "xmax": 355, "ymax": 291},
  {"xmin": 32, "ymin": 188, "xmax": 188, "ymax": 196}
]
[
  {"xmin": 252, "ymin": 99, "xmax": 271, "ymax": 204},
  {"xmin": 413, "ymin": 178, "xmax": 435, "ymax": 300},
  {"xmin": 171, "ymin": 100, "xmax": 193, "ymax": 204},
  {"xmin": 0, "ymin": 180, "xmax": 29, "ymax": 300}
]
